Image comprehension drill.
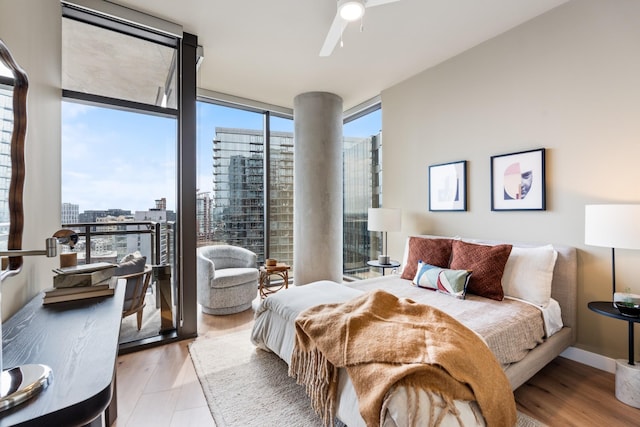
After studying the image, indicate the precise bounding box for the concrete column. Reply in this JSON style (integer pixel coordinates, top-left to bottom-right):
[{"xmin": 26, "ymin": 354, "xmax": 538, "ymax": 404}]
[{"xmin": 293, "ymin": 92, "xmax": 343, "ymax": 285}]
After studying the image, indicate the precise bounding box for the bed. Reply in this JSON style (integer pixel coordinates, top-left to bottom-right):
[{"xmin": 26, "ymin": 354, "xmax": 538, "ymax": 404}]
[{"xmin": 251, "ymin": 236, "xmax": 577, "ymax": 426}]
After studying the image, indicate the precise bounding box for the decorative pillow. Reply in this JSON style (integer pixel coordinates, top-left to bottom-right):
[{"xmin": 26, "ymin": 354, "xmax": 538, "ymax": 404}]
[
  {"xmin": 501, "ymin": 245, "xmax": 558, "ymax": 306},
  {"xmin": 401, "ymin": 237, "xmax": 453, "ymax": 280},
  {"xmin": 412, "ymin": 261, "xmax": 471, "ymax": 299},
  {"xmin": 115, "ymin": 251, "xmax": 146, "ymax": 276},
  {"xmin": 449, "ymin": 240, "xmax": 512, "ymax": 301}
]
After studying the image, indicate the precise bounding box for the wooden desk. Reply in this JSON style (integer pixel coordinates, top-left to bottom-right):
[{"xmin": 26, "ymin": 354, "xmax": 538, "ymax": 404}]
[{"xmin": 1, "ymin": 279, "xmax": 125, "ymax": 426}]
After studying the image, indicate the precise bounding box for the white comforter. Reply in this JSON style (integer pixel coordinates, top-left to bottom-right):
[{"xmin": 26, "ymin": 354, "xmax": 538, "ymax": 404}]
[{"xmin": 251, "ymin": 280, "xmax": 536, "ymax": 426}]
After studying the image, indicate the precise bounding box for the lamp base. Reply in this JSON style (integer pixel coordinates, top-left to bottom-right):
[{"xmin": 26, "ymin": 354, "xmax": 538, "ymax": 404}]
[
  {"xmin": 0, "ymin": 364, "xmax": 52, "ymax": 412},
  {"xmin": 378, "ymin": 255, "xmax": 390, "ymax": 265},
  {"xmin": 615, "ymin": 359, "xmax": 640, "ymax": 408}
]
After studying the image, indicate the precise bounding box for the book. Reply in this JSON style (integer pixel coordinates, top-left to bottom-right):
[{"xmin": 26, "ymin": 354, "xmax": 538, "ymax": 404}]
[
  {"xmin": 43, "ymin": 278, "xmax": 116, "ymax": 305},
  {"xmin": 53, "ymin": 264, "xmax": 117, "ymax": 289},
  {"xmin": 52, "ymin": 262, "xmax": 116, "ymax": 276},
  {"xmin": 44, "ymin": 278, "xmax": 112, "ymax": 298}
]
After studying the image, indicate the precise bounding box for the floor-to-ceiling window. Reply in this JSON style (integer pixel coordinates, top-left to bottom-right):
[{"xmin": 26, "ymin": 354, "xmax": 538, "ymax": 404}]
[
  {"xmin": 197, "ymin": 98, "xmax": 382, "ymax": 283},
  {"xmin": 60, "ymin": 4, "xmax": 186, "ymax": 348},
  {"xmin": 196, "ymin": 100, "xmax": 295, "ymax": 278},
  {"xmin": 343, "ymin": 105, "xmax": 382, "ymax": 279},
  {"xmin": 268, "ymin": 116, "xmax": 294, "ymax": 270}
]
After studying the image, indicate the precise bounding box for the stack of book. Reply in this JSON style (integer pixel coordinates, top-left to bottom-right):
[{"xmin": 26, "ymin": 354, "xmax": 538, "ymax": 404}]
[{"xmin": 43, "ymin": 262, "xmax": 118, "ymax": 305}]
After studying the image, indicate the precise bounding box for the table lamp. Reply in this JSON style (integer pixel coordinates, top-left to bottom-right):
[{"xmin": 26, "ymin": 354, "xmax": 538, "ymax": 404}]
[
  {"xmin": 585, "ymin": 204, "xmax": 640, "ymax": 302},
  {"xmin": 367, "ymin": 208, "xmax": 401, "ymax": 264}
]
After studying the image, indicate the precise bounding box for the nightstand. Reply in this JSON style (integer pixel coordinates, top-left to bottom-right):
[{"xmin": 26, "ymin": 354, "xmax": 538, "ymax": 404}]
[
  {"xmin": 588, "ymin": 301, "xmax": 640, "ymax": 408},
  {"xmin": 259, "ymin": 263, "xmax": 290, "ymax": 298},
  {"xmin": 366, "ymin": 260, "xmax": 400, "ymax": 276}
]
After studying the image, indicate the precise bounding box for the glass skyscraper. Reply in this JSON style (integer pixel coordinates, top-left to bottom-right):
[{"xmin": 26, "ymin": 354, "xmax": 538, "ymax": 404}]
[{"xmin": 205, "ymin": 127, "xmax": 382, "ymax": 277}]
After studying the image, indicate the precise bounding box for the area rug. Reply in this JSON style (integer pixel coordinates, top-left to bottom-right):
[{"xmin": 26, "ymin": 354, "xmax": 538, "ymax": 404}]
[{"xmin": 189, "ymin": 329, "xmax": 546, "ymax": 427}]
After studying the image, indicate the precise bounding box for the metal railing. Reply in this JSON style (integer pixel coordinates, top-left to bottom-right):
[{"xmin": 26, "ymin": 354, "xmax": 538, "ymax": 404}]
[{"xmin": 61, "ymin": 221, "xmax": 174, "ymax": 266}]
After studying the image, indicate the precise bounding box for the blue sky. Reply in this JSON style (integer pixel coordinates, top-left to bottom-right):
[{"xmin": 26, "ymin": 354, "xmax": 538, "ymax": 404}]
[{"xmin": 62, "ymin": 101, "xmax": 381, "ymax": 213}]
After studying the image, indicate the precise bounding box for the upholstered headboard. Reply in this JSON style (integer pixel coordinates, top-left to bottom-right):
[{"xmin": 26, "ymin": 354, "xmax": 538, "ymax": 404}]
[{"xmin": 406, "ymin": 235, "xmax": 578, "ymax": 343}]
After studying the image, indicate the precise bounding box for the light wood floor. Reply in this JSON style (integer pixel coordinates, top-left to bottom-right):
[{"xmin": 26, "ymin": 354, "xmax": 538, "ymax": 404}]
[{"xmin": 114, "ymin": 305, "xmax": 640, "ymax": 427}]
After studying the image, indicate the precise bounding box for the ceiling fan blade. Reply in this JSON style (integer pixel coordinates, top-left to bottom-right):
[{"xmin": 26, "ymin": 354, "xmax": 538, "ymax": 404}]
[
  {"xmin": 319, "ymin": 13, "xmax": 348, "ymax": 57},
  {"xmin": 365, "ymin": 0, "xmax": 400, "ymax": 7}
]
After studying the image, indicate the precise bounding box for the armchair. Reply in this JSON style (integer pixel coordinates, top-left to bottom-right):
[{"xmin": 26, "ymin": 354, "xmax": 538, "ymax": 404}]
[
  {"xmin": 115, "ymin": 252, "xmax": 153, "ymax": 330},
  {"xmin": 120, "ymin": 265, "xmax": 153, "ymax": 330},
  {"xmin": 197, "ymin": 245, "xmax": 259, "ymax": 315}
]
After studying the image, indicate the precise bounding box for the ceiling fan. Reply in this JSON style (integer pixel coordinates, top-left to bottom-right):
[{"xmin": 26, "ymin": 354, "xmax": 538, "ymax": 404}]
[{"xmin": 319, "ymin": 0, "xmax": 401, "ymax": 57}]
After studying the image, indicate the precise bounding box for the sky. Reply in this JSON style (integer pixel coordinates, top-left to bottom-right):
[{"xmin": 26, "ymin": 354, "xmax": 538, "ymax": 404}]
[{"xmin": 62, "ymin": 101, "xmax": 381, "ymax": 214}]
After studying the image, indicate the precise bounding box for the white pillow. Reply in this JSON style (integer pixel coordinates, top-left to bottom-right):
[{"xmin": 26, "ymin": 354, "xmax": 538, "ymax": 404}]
[{"xmin": 501, "ymin": 245, "xmax": 558, "ymax": 306}]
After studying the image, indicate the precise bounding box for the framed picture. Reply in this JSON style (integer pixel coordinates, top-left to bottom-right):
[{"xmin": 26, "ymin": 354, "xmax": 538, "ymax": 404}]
[
  {"xmin": 429, "ymin": 160, "xmax": 467, "ymax": 211},
  {"xmin": 491, "ymin": 148, "xmax": 546, "ymax": 211}
]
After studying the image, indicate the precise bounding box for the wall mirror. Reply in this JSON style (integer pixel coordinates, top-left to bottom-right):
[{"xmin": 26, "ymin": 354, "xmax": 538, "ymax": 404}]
[{"xmin": 0, "ymin": 38, "xmax": 27, "ymax": 277}]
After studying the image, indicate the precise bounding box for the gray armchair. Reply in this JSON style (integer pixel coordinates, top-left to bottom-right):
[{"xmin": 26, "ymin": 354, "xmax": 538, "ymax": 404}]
[{"xmin": 197, "ymin": 245, "xmax": 259, "ymax": 315}]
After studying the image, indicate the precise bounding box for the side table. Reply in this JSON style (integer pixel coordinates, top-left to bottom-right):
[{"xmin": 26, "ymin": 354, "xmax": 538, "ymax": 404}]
[
  {"xmin": 367, "ymin": 260, "xmax": 400, "ymax": 276},
  {"xmin": 588, "ymin": 301, "xmax": 640, "ymax": 408},
  {"xmin": 259, "ymin": 263, "xmax": 290, "ymax": 298}
]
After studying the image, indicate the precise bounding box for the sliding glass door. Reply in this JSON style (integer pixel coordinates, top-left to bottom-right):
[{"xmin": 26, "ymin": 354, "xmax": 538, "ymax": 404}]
[{"xmin": 60, "ymin": 5, "xmax": 186, "ymax": 348}]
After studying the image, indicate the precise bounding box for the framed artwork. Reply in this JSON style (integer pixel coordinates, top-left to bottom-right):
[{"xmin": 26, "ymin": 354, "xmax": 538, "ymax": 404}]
[
  {"xmin": 429, "ymin": 160, "xmax": 467, "ymax": 211},
  {"xmin": 491, "ymin": 148, "xmax": 546, "ymax": 211}
]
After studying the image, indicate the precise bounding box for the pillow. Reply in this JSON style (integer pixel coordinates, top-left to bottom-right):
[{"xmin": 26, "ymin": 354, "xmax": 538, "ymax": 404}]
[
  {"xmin": 449, "ymin": 240, "xmax": 512, "ymax": 301},
  {"xmin": 401, "ymin": 237, "xmax": 453, "ymax": 280},
  {"xmin": 412, "ymin": 261, "xmax": 471, "ymax": 299},
  {"xmin": 501, "ymin": 245, "xmax": 558, "ymax": 306},
  {"xmin": 115, "ymin": 251, "xmax": 146, "ymax": 276}
]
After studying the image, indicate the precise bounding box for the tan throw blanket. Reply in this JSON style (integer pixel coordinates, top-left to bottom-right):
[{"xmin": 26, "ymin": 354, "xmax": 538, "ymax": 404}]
[{"xmin": 289, "ymin": 289, "xmax": 516, "ymax": 427}]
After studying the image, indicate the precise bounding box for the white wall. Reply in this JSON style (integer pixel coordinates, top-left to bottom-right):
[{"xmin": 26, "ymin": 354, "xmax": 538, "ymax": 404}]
[
  {"xmin": 0, "ymin": 1, "xmax": 62, "ymax": 320},
  {"xmin": 382, "ymin": 0, "xmax": 640, "ymax": 359}
]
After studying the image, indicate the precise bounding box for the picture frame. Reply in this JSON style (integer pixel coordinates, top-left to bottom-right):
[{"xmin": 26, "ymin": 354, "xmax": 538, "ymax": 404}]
[
  {"xmin": 491, "ymin": 148, "xmax": 546, "ymax": 211},
  {"xmin": 429, "ymin": 160, "xmax": 467, "ymax": 211}
]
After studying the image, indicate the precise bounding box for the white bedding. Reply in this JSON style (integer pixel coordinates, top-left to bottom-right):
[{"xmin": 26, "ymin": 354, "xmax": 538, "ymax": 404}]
[
  {"xmin": 251, "ymin": 281, "xmax": 486, "ymax": 426},
  {"xmin": 251, "ymin": 277, "xmax": 555, "ymax": 426}
]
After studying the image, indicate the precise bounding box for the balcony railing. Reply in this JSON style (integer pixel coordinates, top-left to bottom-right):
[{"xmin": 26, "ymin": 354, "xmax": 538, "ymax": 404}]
[{"xmin": 61, "ymin": 221, "xmax": 174, "ymax": 266}]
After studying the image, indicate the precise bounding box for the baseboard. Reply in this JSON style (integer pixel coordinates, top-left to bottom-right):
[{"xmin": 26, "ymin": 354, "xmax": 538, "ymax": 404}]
[{"xmin": 561, "ymin": 346, "xmax": 616, "ymax": 373}]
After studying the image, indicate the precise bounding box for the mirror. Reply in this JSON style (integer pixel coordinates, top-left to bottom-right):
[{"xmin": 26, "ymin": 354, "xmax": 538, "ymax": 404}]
[{"xmin": 0, "ymin": 39, "xmax": 27, "ymax": 275}]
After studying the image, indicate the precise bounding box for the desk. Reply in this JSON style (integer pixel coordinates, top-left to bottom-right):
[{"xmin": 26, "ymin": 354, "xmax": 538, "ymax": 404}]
[
  {"xmin": 1, "ymin": 279, "xmax": 125, "ymax": 426},
  {"xmin": 588, "ymin": 301, "xmax": 640, "ymax": 408},
  {"xmin": 259, "ymin": 264, "xmax": 290, "ymax": 298},
  {"xmin": 367, "ymin": 260, "xmax": 400, "ymax": 276}
]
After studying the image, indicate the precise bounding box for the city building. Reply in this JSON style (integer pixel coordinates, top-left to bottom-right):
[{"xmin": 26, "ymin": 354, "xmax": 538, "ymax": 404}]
[
  {"xmin": 61, "ymin": 202, "xmax": 79, "ymax": 225},
  {"xmin": 210, "ymin": 127, "xmax": 381, "ymax": 273},
  {"xmin": 78, "ymin": 208, "xmax": 132, "ymax": 223}
]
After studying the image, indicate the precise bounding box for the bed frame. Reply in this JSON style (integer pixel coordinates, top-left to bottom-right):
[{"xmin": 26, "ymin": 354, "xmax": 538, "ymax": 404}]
[{"xmin": 414, "ymin": 236, "xmax": 577, "ymax": 389}]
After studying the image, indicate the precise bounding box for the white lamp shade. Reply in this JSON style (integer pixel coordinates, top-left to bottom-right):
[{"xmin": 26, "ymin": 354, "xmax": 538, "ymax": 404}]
[
  {"xmin": 368, "ymin": 208, "xmax": 401, "ymax": 232},
  {"xmin": 585, "ymin": 204, "xmax": 640, "ymax": 250}
]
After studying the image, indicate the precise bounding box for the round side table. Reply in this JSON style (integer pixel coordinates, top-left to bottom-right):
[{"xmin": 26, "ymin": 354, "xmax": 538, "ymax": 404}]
[
  {"xmin": 259, "ymin": 263, "xmax": 290, "ymax": 298},
  {"xmin": 588, "ymin": 301, "xmax": 640, "ymax": 408},
  {"xmin": 366, "ymin": 260, "xmax": 400, "ymax": 276}
]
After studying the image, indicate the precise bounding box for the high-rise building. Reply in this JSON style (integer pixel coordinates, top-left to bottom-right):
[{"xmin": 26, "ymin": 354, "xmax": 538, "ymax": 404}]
[
  {"xmin": 155, "ymin": 197, "xmax": 166, "ymax": 210},
  {"xmin": 210, "ymin": 127, "xmax": 381, "ymax": 275},
  {"xmin": 196, "ymin": 191, "xmax": 213, "ymax": 245},
  {"xmin": 61, "ymin": 202, "xmax": 79, "ymax": 225},
  {"xmin": 134, "ymin": 203, "xmax": 174, "ymax": 266},
  {"xmin": 343, "ymin": 133, "xmax": 382, "ymax": 276}
]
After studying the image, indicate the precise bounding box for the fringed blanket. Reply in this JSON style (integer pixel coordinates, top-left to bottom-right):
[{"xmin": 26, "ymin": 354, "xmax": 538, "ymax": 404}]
[{"xmin": 289, "ymin": 289, "xmax": 516, "ymax": 427}]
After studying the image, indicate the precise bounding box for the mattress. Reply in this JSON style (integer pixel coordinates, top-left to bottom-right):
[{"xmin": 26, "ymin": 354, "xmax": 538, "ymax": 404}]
[{"xmin": 251, "ymin": 277, "xmax": 553, "ymax": 426}]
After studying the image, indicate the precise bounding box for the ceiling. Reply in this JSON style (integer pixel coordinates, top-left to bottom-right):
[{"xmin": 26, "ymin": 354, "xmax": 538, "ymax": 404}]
[{"xmin": 113, "ymin": 0, "xmax": 568, "ymax": 111}]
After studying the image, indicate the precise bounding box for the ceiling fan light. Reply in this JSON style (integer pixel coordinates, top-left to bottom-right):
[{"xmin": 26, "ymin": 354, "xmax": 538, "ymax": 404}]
[{"xmin": 338, "ymin": 0, "xmax": 365, "ymax": 22}]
